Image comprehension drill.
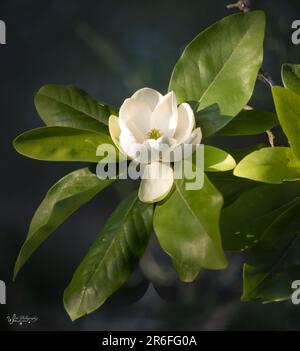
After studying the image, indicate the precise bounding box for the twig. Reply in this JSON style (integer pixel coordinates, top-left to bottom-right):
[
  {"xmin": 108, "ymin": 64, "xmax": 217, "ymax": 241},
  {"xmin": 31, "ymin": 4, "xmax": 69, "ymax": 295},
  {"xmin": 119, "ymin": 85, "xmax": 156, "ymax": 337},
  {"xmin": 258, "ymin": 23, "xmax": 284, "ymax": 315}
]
[
  {"xmin": 258, "ymin": 69, "xmax": 275, "ymax": 89},
  {"xmin": 257, "ymin": 70, "xmax": 276, "ymax": 146},
  {"xmin": 266, "ymin": 130, "xmax": 275, "ymax": 147},
  {"xmin": 227, "ymin": 1, "xmax": 251, "ymax": 13}
]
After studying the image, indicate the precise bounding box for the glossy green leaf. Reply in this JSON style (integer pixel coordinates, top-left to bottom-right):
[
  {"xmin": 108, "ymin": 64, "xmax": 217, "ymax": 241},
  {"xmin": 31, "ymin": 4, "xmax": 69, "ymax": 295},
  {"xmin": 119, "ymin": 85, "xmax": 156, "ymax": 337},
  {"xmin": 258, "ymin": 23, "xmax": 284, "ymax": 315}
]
[
  {"xmin": 208, "ymin": 145, "xmax": 266, "ymax": 207},
  {"xmin": 204, "ymin": 145, "xmax": 236, "ymax": 172},
  {"xmin": 228, "ymin": 144, "xmax": 268, "ymax": 163},
  {"xmin": 169, "ymin": 11, "xmax": 265, "ymax": 116},
  {"xmin": 64, "ymin": 193, "xmax": 153, "ymax": 321},
  {"xmin": 221, "ymin": 182, "xmax": 300, "ymax": 251},
  {"xmin": 209, "ymin": 172, "xmax": 258, "ymax": 208},
  {"xmin": 272, "ymin": 86, "xmax": 300, "ymax": 161},
  {"xmin": 234, "ymin": 147, "xmax": 300, "ymax": 184},
  {"xmin": 13, "ymin": 126, "xmax": 115, "ymax": 162},
  {"xmin": 282, "ymin": 63, "xmax": 300, "ymax": 96},
  {"xmin": 242, "ymin": 203, "xmax": 300, "ymax": 302},
  {"xmin": 35, "ymin": 85, "xmax": 115, "ymax": 134},
  {"xmin": 218, "ymin": 110, "xmax": 278, "ymax": 136},
  {"xmin": 153, "ymin": 173, "xmax": 227, "ymax": 282},
  {"xmin": 194, "ymin": 104, "xmax": 232, "ymax": 138},
  {"xmin": 14, "ymin": 167, "xmax": 114, "ymax": 279}
]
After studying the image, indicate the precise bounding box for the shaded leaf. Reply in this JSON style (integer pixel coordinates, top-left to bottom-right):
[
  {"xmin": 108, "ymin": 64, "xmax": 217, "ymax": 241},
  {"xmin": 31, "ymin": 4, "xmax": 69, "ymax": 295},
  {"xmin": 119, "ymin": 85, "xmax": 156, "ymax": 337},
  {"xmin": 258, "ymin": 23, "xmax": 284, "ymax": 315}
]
[
  {"xmin": 64, "ymin": 193, "xmax": 153, "ymax": 321},
  {"xmin": 242, "ymin": 204, "xmax": 300, "ymax": 302},
  {"xmin": 221, "ymin": 182, "xmax": 300, "ymax": 251},
  {"xmin": 194, "ymin": 103, "xmax": 232, "ymax": 138},
  {"xmin": 153, "ymin": 172, "xmax": 227, "ymax": 282},
  {"xmin": 218, "ymin": 110, "xmax": 278, "ymax": 136},
  {"xmin": 14, "ymin": 167, "xmax": 114, "ymax": 278}
]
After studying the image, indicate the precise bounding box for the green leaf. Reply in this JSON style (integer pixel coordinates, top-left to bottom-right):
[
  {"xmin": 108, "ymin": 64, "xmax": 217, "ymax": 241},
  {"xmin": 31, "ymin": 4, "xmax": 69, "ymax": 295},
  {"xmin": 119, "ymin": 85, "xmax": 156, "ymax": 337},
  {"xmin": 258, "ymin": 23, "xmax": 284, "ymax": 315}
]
[
  {"xmin": 242, "ymin": 203, "xmax": 300, "ymax": 302},
  {"xmin": 204, "ymin": 145, "xmax": 236, "ymax": 172},
  {"xmin": 208, "ymin": 172, "xmax": 258, "ymax": 208},
  {"xmin": 194, "ymin": 104, "xmax": 232, "ymax": 138},
  {"xmin": 272, "ymin": 86, "xmax": 300, "ymax": 161},
  {"xmin": 153, "ymin": 173, "xmax": 227, "ymax": 282},
  {"xmin": 234, "ymin": 147, "xmax": 300, "ymax": 184},
  {"xmin": 228, "ymin": 143, "xmax": 268, "ymax": 163},
  {"xmin": 14, "ymin": 167, "xmax": 114, "ymax": 279},
  {"xmin": 282, "ymin": 63, "xmax": 300, "ymax": 96},
  {"xmin": 64, "ymin": 193, "xmax": 153, "ymax": 321},
  {"xmin": 169, "ymin": 11, "xmax": 265, "ymax": 116},
  {"xmin": 208, "ymin": 145, "xmax": 266, "ymax": 207},
  {"xmin": 35, "ymin": 85, "xmax": 115, "ymax": 134},
  {"xmin": 13, "ymin": 126, "xmax": 115, "ymax": 162},
  {"xmin": 218, "ymin": 110, "xmax": 278, "ymax": 136},
  {"xmin": 221, "ymin": 182, "xmax": 300, "ymax": 251}
]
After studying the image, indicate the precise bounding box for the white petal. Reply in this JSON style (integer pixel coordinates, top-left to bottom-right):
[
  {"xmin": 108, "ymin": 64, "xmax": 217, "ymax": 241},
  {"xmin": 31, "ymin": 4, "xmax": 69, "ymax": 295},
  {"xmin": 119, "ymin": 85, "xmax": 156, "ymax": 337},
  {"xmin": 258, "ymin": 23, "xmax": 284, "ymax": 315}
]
[
  {"xmin": 170, "ymin": 127, "xmax": 203, "ymax": 162},
  {"xmin": 151, "ymin": 91, "xmax": 178, "ymax": 138},
  {"xmin": 119, "ymin": 130, "xmax": 144, "ymax": 160},
  {"xmin": 108, "ymin": 115, "xmax": 121, "ymax": 148},
  {"xmin": 174, "ymin": 103, "xmax": 195, "ymax": 144},
  {"xmin": 131, "ymin": 88, "xmax": 162, "ymax": 111},
  {"xmin": 138, "ymin": 162, "xmax": 174, "ymax": 203},
  {"xmin": 119, "ymin": 98, "xmax": 152, "ymax": 142},
  {"xmin": 108, "ymin": 115, "xmax": 128, "ymax": 160},
  {"xmin": 185, "ymin": 127, "xmax": 202, "ymax": 145}
]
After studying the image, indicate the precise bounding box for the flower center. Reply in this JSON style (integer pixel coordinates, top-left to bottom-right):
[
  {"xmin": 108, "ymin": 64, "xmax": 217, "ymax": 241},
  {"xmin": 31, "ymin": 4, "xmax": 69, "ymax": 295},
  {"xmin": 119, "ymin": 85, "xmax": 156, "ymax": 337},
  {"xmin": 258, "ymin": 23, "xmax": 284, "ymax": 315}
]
[{"xmin": 148, "ymin": 128, "xmax": 161, "ymax": 140}]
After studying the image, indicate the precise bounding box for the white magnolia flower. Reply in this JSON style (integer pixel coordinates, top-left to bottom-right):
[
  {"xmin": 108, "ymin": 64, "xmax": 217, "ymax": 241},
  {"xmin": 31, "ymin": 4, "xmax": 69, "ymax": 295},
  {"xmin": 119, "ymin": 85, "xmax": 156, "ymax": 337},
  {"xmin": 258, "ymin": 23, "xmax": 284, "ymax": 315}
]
[{"xmin": 109, "ymin": 88, "xmax": 202, "ymax": 203}]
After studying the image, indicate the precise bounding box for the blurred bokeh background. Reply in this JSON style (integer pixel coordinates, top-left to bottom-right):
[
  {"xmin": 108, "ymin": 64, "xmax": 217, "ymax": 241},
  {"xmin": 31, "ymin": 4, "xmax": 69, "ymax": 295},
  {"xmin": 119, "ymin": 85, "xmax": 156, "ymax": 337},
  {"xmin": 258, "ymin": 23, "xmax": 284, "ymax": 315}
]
[{"xmin": 1, "ymin": 0, "xmax": 300, "ymax": 331}]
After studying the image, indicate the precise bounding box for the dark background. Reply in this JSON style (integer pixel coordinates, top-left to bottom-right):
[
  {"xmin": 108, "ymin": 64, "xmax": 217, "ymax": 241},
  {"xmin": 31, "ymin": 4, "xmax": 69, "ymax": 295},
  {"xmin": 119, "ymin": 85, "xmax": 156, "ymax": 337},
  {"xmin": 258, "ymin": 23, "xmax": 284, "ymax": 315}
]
[{"xmin": 1, "ymin": 0, "xmax": 300, "ymax": 331}]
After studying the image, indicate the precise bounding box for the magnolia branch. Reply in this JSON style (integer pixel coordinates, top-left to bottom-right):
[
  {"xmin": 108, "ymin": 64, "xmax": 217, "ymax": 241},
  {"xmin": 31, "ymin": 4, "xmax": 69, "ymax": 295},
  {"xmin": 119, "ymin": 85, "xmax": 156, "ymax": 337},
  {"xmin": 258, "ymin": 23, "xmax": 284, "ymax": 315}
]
[
  {"xmin": 227, "ymin": 0, "xmax": 276, "ymax": 147},
  {"xmin": 227, "ymin": 1, "xmax": 251, "ymax": 13}
]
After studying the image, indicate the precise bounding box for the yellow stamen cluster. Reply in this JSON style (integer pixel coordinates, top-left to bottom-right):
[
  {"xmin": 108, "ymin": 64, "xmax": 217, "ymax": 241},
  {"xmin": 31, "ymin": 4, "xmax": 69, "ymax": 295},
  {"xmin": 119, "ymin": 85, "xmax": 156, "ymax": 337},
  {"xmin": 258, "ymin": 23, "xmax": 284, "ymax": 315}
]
[{"xmin": 148, "ymin": 128, "xmax": 161, "ymax": 140}]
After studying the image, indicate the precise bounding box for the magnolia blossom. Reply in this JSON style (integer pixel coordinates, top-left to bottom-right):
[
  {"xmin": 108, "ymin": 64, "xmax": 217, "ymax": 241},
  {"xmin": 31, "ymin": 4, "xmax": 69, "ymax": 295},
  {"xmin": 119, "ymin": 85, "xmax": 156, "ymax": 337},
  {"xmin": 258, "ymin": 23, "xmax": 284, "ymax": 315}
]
[{"xmin": 109, "ymin": 88, "xmax": 202, "ymax": 203}]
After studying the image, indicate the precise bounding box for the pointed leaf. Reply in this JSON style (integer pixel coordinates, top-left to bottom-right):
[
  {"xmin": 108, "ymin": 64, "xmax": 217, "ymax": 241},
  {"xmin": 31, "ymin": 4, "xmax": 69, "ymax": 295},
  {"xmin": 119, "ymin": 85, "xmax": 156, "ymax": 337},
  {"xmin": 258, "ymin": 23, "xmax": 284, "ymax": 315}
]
[
  {"xmin": 194, "ymin": 104, "xmax": 232, "ymax": 138},
  {"xmin": 64, "ymin": 193, "xmax": 153, "ymax": 321},
  {"xmin": 169, "ymin": 11, "xmax": 265, "ymax": 116},
  {"xmin": 221, "ymin": 182, "xmax": 300, "ymax": 251},
  {"xmin": 204, "ymin": 145, "xmax": 236, "ymax": 172},
  {"xmin": 208, "ymin": 145, "xmax": 267, "ymax": 207},
  {"xmin": 218, "ymin": 110, "xmax": 278, "ymax": 136},
  {"xmin": 14, "ymin": 167, "xmax": 114, "ymax": 278},
  {"xmin": 234, "ymin": 147, "xmax": 300, "ymax": 184},
  {"xmin": 13, "ymin": 126, "xmax": 115, "ymax": 162},
  {"xmin": 282, "ymin": 63, "xmax": 300, "ymax": 96},
  {"xmin": 35, "ymin": 85, "xmax": 115, "ymax": 134},
  {"xmin": 272, "ymin": 86, "xmax": 300, "ymax": 161},
  {"xmin": 242, "ymin": 203, "xmax": 300, "ymax": 302},
  {"xmin": 153, "ymin": 173, "xmax": 227, "ymax": 282}
]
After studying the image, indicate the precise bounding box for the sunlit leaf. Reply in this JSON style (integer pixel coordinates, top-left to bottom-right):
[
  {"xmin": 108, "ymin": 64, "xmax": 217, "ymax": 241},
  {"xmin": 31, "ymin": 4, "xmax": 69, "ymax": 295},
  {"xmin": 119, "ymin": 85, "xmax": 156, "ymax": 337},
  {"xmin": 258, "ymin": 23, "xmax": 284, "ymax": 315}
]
[{"xmin": 169, "ymin": 11, "xmax": 265, "ymax": 116}]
